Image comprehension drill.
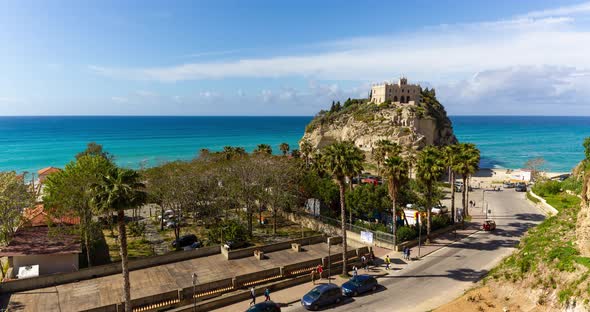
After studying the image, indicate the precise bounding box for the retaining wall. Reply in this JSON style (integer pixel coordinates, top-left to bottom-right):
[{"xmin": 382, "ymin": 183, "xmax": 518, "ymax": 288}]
[
  {"xmin": 222, "ymin": 235, "xmax": 325, "ymax": 260},
  {"xmin": 528, "ymin": 190, "xmax": 559, "ymax": 216}
]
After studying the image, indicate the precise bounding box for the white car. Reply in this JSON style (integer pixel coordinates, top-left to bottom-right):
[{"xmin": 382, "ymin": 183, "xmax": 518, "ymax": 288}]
[{"xmin": 431, "ymin": 204, "xmax": 448, "ymax": 215}]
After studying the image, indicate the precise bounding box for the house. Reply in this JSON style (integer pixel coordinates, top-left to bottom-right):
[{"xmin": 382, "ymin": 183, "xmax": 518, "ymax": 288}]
[
  {"xmin": 37, "ymin": 166, "xmax": 61, "ymax": 184},
  {"xmin": 0, "ymin": 204, "xmax": 80, "ymax": 279}
]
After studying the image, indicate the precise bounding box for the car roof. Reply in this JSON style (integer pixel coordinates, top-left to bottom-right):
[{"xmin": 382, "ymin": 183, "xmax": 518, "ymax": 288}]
[
  {"xmin": 352, "ymin": 274, "xmax": 373, "ymax": 281},
  {"xmin": 315, "ymin": 283, "xmax": 339, "ymax": 291}
]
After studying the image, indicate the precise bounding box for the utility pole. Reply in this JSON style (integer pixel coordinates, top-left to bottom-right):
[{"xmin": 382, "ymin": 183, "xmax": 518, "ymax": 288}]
[
  {"xmin": 192, "ymin": 273, "xmax": 198, "ymax": 312},
  {"xmin": 417, "ymin": 214, "xmax": 422, "ymax": 259},
  {"xmin": 328, "ymin": 241, "xmax": 332, "ymax": 284}
]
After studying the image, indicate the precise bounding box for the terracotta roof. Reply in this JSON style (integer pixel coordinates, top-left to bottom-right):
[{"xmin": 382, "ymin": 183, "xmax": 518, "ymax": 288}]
[
  {"xmin": 0, "ymin": 226, "xmax": 80, "ymax": 256},
  {"xmin": 37, "ymin": 167, "xmax": 61, "ymax": 176},
  {"xmin": 22, "ymin": 204, "xmax": 80, "ymax": 227}
]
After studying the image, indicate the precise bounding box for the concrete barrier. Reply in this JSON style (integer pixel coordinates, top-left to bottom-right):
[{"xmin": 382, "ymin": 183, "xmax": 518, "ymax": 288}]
[
  {"xmin": 129, "ymin": 289, "xmax": 180, "ymax": 312},
  {"xmin": 528, "ymin": 190, "xmax": 559, "ymax": 216},
  {"xmin": 1, "ymin": 245, "xmax": 221, "ymax": 293},
  {"xmin": 181, "ymin": 277, "xmax": 234, "ymax": 301},
  {"xmin": 283, "ymin": 258, "xmax": 322, "ymax": 276},
  {"xmin": 222, "ymin": 235, "xmax": 325, "ymax": 260},
  {"xmin": 234, "ymin": 267, "xmax": 282, "ymax": 288}
]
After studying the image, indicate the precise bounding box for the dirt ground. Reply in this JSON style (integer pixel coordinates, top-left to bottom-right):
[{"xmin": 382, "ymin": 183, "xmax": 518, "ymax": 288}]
[{"xmin": 434, "ymin": 284, "xmax": 543, "ymax": 312}]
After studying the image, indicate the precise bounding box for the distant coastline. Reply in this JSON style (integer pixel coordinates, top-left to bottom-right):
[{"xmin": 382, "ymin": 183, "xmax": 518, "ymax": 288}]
[{"xmin": 0, "ymin": 115, "xmax": 586, "ymax": 173}]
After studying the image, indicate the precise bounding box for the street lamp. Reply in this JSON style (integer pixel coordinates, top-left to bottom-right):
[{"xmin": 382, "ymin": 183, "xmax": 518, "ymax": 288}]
[
  {"xmin": 417, "ymin": 214, "xmax": 422, "ymax": 259},
  {"xmin": 192, "ymin": 273, "xmax": 198, "ymax": 312},
  {"xmin": 327, "ymin": 241, "xmax": 332, "ymax": 284}
]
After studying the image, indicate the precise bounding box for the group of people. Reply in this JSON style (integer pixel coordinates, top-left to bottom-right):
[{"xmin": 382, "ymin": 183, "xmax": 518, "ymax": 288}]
[
  {"xmin": 310, "ymin": 264, "xmax": 324, "ymax": 285},
  {"xmin": 249, "ymin": 286, "xmax": 271, "ymax": 306},
  {"xmin": 402, "ymin": 247, "xmax": 412, "ymax": 261}
]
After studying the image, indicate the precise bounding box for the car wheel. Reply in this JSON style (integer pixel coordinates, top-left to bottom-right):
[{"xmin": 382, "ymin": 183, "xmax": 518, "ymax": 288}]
[
  {"xmin": 372, "ymin": 285, "xmax": 377, "ymax": 291},
  {"xmin": 336, "ymin": 297, "xmax": 341, "ymax": 303},
  {"xmin": 353, "ymin": 291, "xmax": 358, "ymax": 296},
  {"xmin": 312, "ymin": 304, "xmax": 319, "ymax": 310}
]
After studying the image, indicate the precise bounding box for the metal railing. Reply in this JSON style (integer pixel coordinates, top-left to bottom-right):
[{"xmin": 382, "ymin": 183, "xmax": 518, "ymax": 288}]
[{"xmin": 314, "ymin": 215, "xmax": 395, "ymax": 244}]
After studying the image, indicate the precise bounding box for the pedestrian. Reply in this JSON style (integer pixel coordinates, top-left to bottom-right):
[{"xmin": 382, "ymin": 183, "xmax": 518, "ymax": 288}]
[
  {"xmin": 264, "ymin": 288, "xmax": 271, "ymax": 302},
  {"xmin": 369, "ymin": 250, "xmax": 375, "ymax": 268},
  {"xmin": 407, "ymin": 248, "xmax": 412, "ymax": 261},
  {"xmin": 316, "ymin": 264, "xmax": 323, "ymax": 280},
  {"xmin": 249, "ymin": 286, "xmax": 256, "ymax": 306},
  {"xmin": 352, "ymin": 265, "xmax": 358, "ymax": 276},
  {"xmin": 403, "ymin": 247, "xmax": 408, "ymax": 260},
  {"xmin": 311, "ymin": 268, "xmax": 316, "ymax": 285},
  {"xmin": 385, "ymin": 255, "xmax": 391, "ymax": 270},
  {"xmin": 361, "ymin": 255, "xmax": 367, "ymax": 270}
]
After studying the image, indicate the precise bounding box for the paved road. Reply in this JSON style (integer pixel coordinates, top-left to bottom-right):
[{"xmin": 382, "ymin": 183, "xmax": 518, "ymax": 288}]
[{"xmin": 282, "ymin": 189, "xmax": 544, "ymax": 312}]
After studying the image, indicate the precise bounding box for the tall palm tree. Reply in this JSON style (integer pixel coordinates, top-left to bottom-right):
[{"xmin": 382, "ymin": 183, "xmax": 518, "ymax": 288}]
[
  {"xmin": 321, "ymin": 141, "xmax": 364, "ymax": 276},
  {"xmin": 300, "ymin": 139, "xmax": 313, "ymax": 167},
  {"xmin": 443, "ymin": 144, "xmax": 461, "ymax": 224},
  {"xmin": 279, "ymin": 143, "xmax": 290, "ymax": 156},
  {"xmin": 416, "ymin": 146, "xmax": 445, "ymax": 243},
  {"xmin": 373, "ymin": 140, "xmax": 399, "ymax": 176},
  {"xmin": 453, "ymin": 143, "xmax": 480, "ymax": 217},
  {"xmin": 254, "ymin": 144, "xmax": 273, "ymax": 156},
  {"xmin": 382, "ymin": 151, "xmax": 409, "ymax": 247},
  {"xmin": 92, "ymin": 168, "xmax": 146, "ymax": 312}
]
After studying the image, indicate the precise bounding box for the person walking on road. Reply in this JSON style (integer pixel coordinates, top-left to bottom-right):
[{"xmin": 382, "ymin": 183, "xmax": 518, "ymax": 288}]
[
  {"xmin": 407, "ymin": 248, "xmax": 412, "ymax": 261},
  {"xmin": 311, "ymin": 268, "xmax": 316, "ymax": 285},
  {"xmin": 385, "ymin": 255, "xmax": 391, "ymax": 270},
  {"xmin": 249, "ymin": 287, "xmax": 256, "ymax": 306},
  {"xmin": 352, "ymin": 266, "xmax": 358, "ymax": 276},
  {"xmin": 361, "ymin": 255, "xmax": 367, "ymax": 270},
  {"xmin": 403, "ymin": 247, "xmax": 408, "ymax": 260},
  {"xmin": 264, "ymin": 288, "xmax": 271, "ymax": 302}
]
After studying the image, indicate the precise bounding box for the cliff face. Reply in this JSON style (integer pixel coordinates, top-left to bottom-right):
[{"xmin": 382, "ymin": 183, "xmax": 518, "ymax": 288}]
[{"xmin": 301, "ymin": 91, "xmax": 457, "ymax": 156}]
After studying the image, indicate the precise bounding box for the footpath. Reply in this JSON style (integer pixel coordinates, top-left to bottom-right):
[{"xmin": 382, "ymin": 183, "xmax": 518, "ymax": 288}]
[{"xmin": 213, "ymin": 218, "xmax": 482, "ymax": 311}]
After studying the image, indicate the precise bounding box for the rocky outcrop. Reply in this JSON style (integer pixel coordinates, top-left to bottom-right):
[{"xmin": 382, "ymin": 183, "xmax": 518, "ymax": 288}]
[{"xmin": 300, "ymin": 92, "xmax": 457, "ymax": 157}]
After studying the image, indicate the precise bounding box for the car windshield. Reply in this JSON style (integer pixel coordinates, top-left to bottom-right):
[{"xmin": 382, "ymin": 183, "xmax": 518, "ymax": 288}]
[
  {"xmin": 307, "ymin": 287, "xmax": 322, "ymax": 298},
  {"xmin": 349, "ymin": 277, "xmax": 364, "ymax": 286}
]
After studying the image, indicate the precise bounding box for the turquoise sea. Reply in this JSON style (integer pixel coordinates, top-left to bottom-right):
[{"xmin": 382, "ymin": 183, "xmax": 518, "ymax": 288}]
[{"xmin": 0, "ymin": 116, "xmax": 588, "ymax": 174}]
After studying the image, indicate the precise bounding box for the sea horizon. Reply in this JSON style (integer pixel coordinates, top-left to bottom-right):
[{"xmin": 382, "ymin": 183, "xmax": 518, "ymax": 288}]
[{"xmin": 0, "ymin": 115, "xmax": 587, "ymax": 174}]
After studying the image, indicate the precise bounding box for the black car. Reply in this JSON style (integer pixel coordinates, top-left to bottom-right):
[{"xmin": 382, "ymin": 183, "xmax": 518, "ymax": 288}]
[
  {"xmin": 172, "ymin": 234, "xmax": 198, "ymax": 248},
  {"xmin": 224, "ymin": 240, "xmax": 247, "ymax": 250},
  {"xmin": 301, "ymin": 284, "xmax": 342, "ymax": 310},
  {"xmin": 246, "ymin": 301, "xmax": 281, "ymax": 312},
  {"xmin": 515, "ymin": 182, "xmax": 527, "ymax": 192}
]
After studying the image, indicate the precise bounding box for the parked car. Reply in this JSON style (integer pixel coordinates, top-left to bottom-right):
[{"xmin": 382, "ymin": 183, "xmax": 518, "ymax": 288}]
[
  {"xmin": 301, "ymin": 283, "xmax": 342, "ymax": 310},
  {"xmin": 224, "ymin": 240, "xmax": 247, "ymax": 250},
  {"xmin": 503, "ymin": 181, "xmax": 515, "ymax": 188},
  {"xmin": 172, "ymin": 234, "xmax": 198, "ymax": 248},
  {"xmin": 482, "ymin": 220, "xmax": 496, "ymax": 231},
  {"xmin": 341, "ymin": 274, "xmax": 378, "ymax": 297},
  {"xmin": 246, "ymin": 301, "xmax": 281, "ymax": 312},
  {"xmin": 431, "ymin": 204, "xmax": 448, "ymax": 215},
  {"xmin": 361, "ymin": 176, "xmax": 380, "ymax": 186},
  {"xmin": 165, "ymin": 221, "xmax": 178, "ymax": 229},
  {"xmin": 515, "ymin": 182, "xmax": 527, "ymax": 192}
]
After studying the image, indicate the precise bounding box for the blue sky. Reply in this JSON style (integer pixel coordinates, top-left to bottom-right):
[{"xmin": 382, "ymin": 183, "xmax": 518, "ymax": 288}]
[{"xmin": 1, "ymin": 0, "xmax": 590, "ymax": 115}]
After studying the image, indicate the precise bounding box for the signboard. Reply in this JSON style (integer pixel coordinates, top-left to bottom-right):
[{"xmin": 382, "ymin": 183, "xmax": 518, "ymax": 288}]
[
  {"xmin": 305, "ymin": 198, "xmax": 321, "ymax": 216},
  {"xmin": 360, "ymin": 231, "xmax": 374, "ymax": 244}
]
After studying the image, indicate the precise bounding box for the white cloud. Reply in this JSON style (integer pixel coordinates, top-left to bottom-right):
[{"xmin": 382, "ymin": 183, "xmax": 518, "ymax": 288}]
[{"xmin": 519, "ymin": 1, "xmax": 590, "ymax": 18}]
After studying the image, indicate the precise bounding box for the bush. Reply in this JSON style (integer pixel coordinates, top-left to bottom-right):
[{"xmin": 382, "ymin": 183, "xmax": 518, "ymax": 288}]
[
  {"xmin": 532, "ymin": 180, "xmax": 562, "ymax": 197},
  {"xmin": 431, "ymin": 215, "xmax": 451, "ymax": 231},
  {"xmin": 128, "ymin": 221, "xmax": 146, "ymax": 237},
  {"xmin": 396, "ymin": 226, "xmax": 417, "ymax": 242},
  {"xmin": 207, "ymin": 219, "xmax": 248, "ymax": 244}
]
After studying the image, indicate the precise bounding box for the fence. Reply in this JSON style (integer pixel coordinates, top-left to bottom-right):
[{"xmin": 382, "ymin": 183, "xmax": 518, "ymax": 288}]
[{"xmin": 315, "ymin": 215, "xmax": 396, "ymax": 245}]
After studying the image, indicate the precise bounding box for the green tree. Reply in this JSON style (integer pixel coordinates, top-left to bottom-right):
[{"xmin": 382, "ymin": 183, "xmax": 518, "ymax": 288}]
[
  {"xmin": 382, "ymin": 151, "xmax": 409, "ymax": 246},
  {"xmin": 290, "ymin": 149, "xmax": 301, "ymax": 158},
  {"xmin": 279, "ymin": 143, "xmax": 290, "ymax": 156},
  {"xmin": 416, "ymin": 146, "xmax": 445, "ymax": 242},
  {"xmin": 44, "ymin": 155, "xmax": 114, "ymax": 267},
  {"xmin": 0, "ymin": 172, "xmax": 34, "ymax": 245},
  {"xmin": 373, "ymin": 140, "xmax": 401, "ymax": 176},
  {"xmin": 76, "ymin": 142, "xmax": 113, "ymax": 161},
  {"xmin": 92, "ymin": 168, "xmax": 146, "ymax": 312},
  {"xmin": 321, "ymin": 141, "xmax": 364, "ymax": 275},
  {"xmin": 443, "ymin": 144, "xmax": 461, "ymax": 224},
  {"xmin": 453, "ymin": 143, "xmax": 480, "ymax": 217},
  {"xmin": 253, "ymin": 144, "xmax": 272, "ymax": 156},
  {"xmin": 584, "ymin": 137, "xmax": 590, "ymax": 160},
  {"xmin": 300, "ymin": 139, "xmax": 313, "ymax": 167}
]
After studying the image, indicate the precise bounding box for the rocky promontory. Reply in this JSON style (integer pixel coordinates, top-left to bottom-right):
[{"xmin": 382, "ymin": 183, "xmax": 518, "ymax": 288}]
[{"xmin": 300, "ymin": 89, "xmax": 457, "ymax": 158}]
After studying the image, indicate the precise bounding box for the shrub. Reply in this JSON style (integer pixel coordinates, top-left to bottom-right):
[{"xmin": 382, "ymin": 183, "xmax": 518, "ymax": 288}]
[
  {"xmin": 533, "ymin": 180, "xmax": 562, "ymax": 197},
  {"xmin": 432, "ymin": 215, "xmax": 451, "ymax": 231},
  {"xmin": 208, "ymin": 219, "xmax": 248, "ymax": 244},
  {"xmin": 128, "ymin": 221, "xmax": 146, "ymax": 237},
  {"xmin": 396, "ymin": 226, "xmax": 417, "ymax": 242}
]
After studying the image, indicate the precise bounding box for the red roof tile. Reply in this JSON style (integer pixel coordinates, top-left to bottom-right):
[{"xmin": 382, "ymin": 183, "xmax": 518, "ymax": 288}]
[
  {"xmin": 0, "ymin": 226, "xmax": 80, "ymax": 256},
  {"xmin": 37, "ymin": 167, "xmax": 61, "ymax": 176},
  {"xmin": 23, "ymin": 204, "xmax": 80, "ymax": 227}
]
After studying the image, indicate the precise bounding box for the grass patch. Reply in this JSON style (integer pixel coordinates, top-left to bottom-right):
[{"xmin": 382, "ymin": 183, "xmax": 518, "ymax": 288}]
[
  {"xmin": 544, "ymin": 193, "xmax": 580, "ymax": 211},
  {"xmin": 103, "ymin": 229, "xmax": 155, "ymax": 262}
]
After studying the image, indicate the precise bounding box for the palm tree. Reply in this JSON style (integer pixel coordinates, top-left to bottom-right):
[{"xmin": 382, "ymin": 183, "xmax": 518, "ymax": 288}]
[
  {"xmin": 382, "ymin": 151, "xmax": 409, "ymax": 247},
  {"xmin": 300, "ymin": 139, "xmax": 313, "ymax": 167},
  {"xmin": 416, "ymin": 146, "xmax": 445, "ymax": 243},
  {"xmin": 92, "ymin": 168, "xmax": 146, "ymax": 312},
  {"xmin": 321, "ymin": 141, "xmax": 364, "ymax": 276},
  {"xmin": 254, "ymin": 144, "xmax": 272, "ymax": 155},
  {"xmin": 454, "ymin": 143, "xmax": 480, "ymax": 217},
  {"xmin": 279, "ymin": 143, "xmax": 290, "ymax": 156},
  {"xmin": 443, "ymin": 144, "xmax": 461, "ymax": 224}
]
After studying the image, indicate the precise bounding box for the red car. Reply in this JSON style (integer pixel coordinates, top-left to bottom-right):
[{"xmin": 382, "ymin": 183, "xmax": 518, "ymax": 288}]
[{"xmin": 482, "ymin": 220, "xmax": 496, "ymax": 231}]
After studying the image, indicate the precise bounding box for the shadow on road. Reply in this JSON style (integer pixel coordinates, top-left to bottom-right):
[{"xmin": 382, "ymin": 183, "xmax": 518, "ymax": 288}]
[{"xmin": 378, "ymin": 268, "xmax": 489, "ymax": 283}]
